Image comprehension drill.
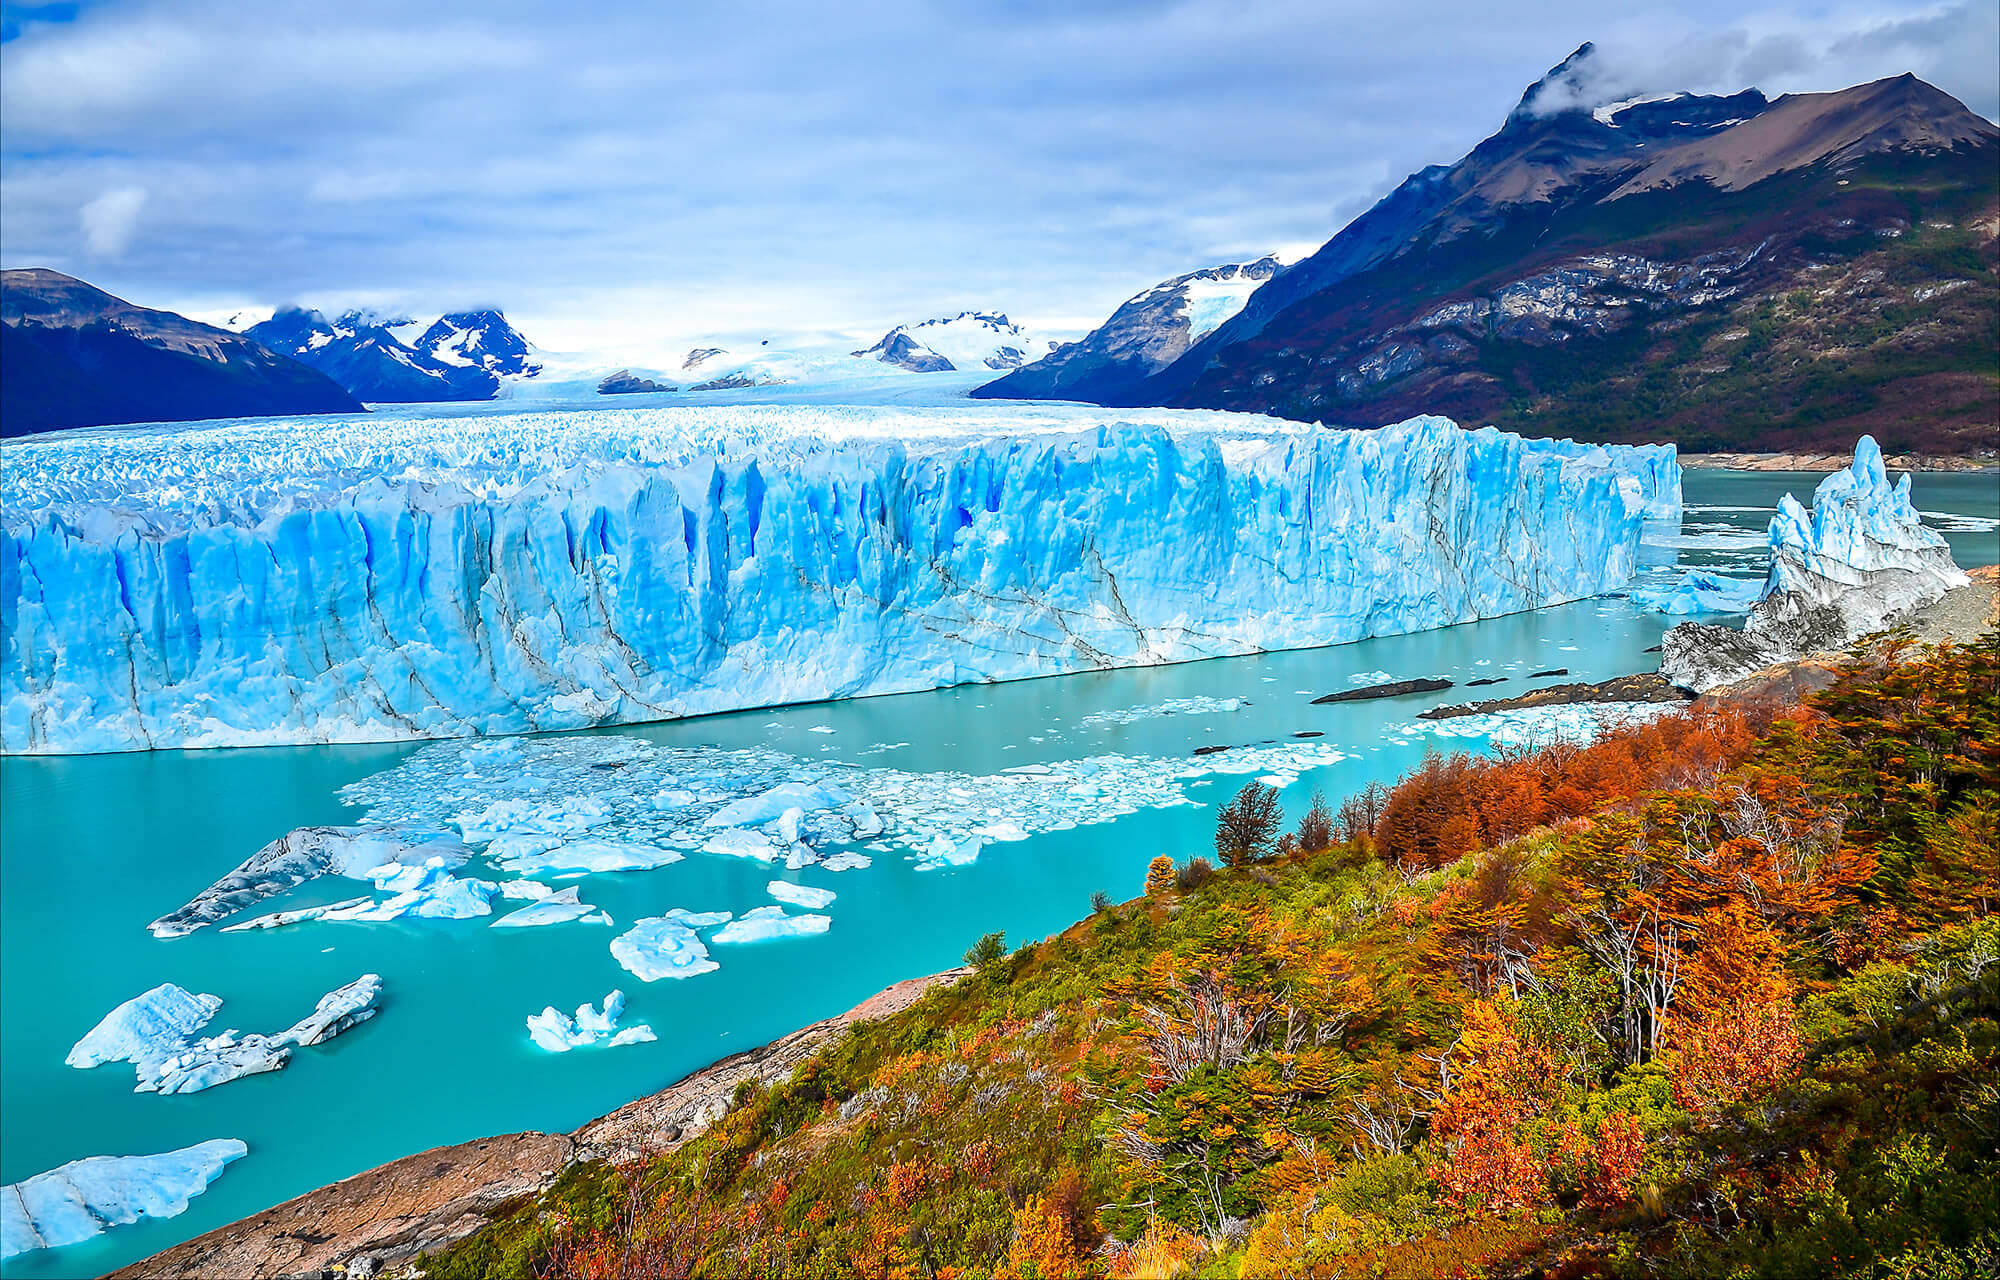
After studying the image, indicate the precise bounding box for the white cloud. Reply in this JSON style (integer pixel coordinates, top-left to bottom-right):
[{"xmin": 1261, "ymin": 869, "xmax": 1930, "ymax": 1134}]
[
  {"xmin": 79, "ymin": 186, "xmax": 147, "ymax": 257},
  {"xmin": 2, "ymin": 1, "xmax": 1992, "ymax": 353}
]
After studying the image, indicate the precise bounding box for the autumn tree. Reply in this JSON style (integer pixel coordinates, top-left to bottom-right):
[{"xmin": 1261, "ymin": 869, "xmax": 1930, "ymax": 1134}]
[
  {"xmin": 1145, "ymin": 856, "xmax": 1177, "ymax": 899},
  {"xmin": 1295, "ymin": 789, "xmax": 1335, "ymax": 854},
  {"xmin": 1215, "ymin": 781, "xmax": 1283, "ymax": 867}
]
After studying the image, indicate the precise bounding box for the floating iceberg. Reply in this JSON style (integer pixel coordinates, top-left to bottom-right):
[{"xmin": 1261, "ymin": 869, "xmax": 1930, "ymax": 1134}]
[
  {"xmin": 1631, "ymin": 570, "xmax": 1763, "ymax": 616},
  {"xmin": 1662, "ymin": 437, "xmax": 1970, "ymax": 691},
  {"xmin": 67, "ymin": 977, "xmax": 381, "ymax": 1095},
  {"xmin": 3, "ymin": 409, "xmax": 1670, "ymax": 753},
  {"xmin": 767, "ymin": 880, "xmax": 836, "ymax": 909},
  {"xmin": 147, "ymin": 825, "xmax": 470, "ymax": 938},
  {"xmin": 491, "ymin": 886, "xmax": 612, "ymax": 928},
  {"xmin": 0, "ymin": 1139, "xmax": 248, "ymax": 1260},
  {"xmin": 611, "ymin": 910, "xmax": 733, "ymax": 981},
  {"xmin": 525, "ymin": 989, "xmax": 655, "ymax": 1052},
  {"xmin": 705, "ymin": 780, "xmax": 853, "ymax": 828},
  {"xmin": 701, "ymin": 828, "xmax": 784, "ymax": 861},
  {"xmin": 713, "ymin": 906, "xmax": 832, "ymax": 944},
  {"xmin": 66, "ymin": 984, "xmax": 223, "ymax": 1069}
]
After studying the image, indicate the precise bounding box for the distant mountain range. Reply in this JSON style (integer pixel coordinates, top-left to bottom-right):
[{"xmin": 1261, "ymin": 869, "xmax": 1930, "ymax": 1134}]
[
  {"xmin": 979, "ymin": 52, "xmax": 1999, "ymax": 455},
  {"xmin": 978, "ymin": 257, "xmax": 1279, "ymax": 403},
  {"xmin": 246, "ymin": 307, "xmax": 538, "ymax": 402},
  {"xmin": 0, "ymin": 269, "xmax": 363, "ymax": 437},
  {"xmin": 853, "ymin": 312, "xmax": 1058, "ymax": 373}
]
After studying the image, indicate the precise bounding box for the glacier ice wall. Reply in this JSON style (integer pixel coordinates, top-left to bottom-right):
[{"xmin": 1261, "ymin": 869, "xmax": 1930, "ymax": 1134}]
[{"xmin": 3, "ymin": 405, "xmax": 1676, "ymax": 753}]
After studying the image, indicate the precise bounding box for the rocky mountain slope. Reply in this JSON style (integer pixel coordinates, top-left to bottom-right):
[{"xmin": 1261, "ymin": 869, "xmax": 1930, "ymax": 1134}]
[
  {"xmin": 978, "ymin": 257, "xmax": 1280, "ymax": 403},
  {"xmin": 246, "ymin": 308, "xmax": 536, "ymax": 402},
  {"xmin": 0, "ymin": 270, "xmax": 364, "ymax": 436},
  {"xmin": 988, "ymin": 50, "xmax": 1999, "ymax": 455},
  {"xmin": 854, "ymin": 312, "xmax": 1057, "ymax": 373}
]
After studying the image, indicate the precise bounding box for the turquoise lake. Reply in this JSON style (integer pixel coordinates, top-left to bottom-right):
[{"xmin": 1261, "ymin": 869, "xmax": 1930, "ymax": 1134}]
[{"xmin": 1, "ymin": 467, "xmax": 1993, "ymax": 1278}]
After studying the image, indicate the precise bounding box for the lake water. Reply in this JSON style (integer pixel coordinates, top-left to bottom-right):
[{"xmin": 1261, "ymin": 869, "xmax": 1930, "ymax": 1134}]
[{"xmin": 1, "ymin": 466, "xmax": 1993, "ymax": 1278}]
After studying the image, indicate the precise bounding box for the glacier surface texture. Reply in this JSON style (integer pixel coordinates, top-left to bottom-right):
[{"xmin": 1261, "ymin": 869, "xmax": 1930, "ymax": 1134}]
[{"xmin": 3, "ymin": 405, "xmax": 1676, "ymax": 753}]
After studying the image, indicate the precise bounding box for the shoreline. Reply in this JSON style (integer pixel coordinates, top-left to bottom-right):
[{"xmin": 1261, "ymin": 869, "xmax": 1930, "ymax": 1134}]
[
  {"xmin": 1680, "ymin": 450, "xmax": 1998, "ymax": 474},
  {"xmin": 109, "ymin": 968, "xmax": 970, "ymax": 1280}
]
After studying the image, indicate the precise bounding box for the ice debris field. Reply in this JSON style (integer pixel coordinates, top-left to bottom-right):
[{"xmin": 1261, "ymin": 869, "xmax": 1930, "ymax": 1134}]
[
  {"xmin": 147, "ymin": 729, "xmax": 1369, "ymax": 972},
  {"xmin": 2, "ymin": 406, "xmax": 1678, "ymax": 753}
]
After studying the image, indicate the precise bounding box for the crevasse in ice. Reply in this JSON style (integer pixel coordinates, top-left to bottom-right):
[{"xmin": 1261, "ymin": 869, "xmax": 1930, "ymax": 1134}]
[{"xmin": 2, "ymin": 406, "xmax": 1676, "ymax": 753}]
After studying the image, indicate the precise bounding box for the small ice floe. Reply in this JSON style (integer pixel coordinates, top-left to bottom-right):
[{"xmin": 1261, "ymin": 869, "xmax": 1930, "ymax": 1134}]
[
  {"xmin": 818, "ymin": 851, "xmax": 873, "ymax": 872},
  {"xmin": 713, "ymin": 906, "xmax": 831, "ymax": 944},
  {"xmin": 766, "ymin": 880, "xmax": 836, "ymax": 909},
  {"xmin": 1077, "ymin": 696, "xmax": 1244, "ymax": 729},
  {"xmin": 611, "ymin": 911, "xmax": 733, "ymax": 981},
  {"xmin": 525, "ymin": 990, "xmax": 654, "ymax": 1053},
  {"xmin": 1630, "ymin": 570, "xmax": 1763, "ymax": 616},
  {"xmin": 702, "ymin": 828, "xmax": 783, "ymax": 861},
  {"xmin": 914, "ymin": 834, "xmax": 983, "ymax": 871},
  {"xmin": 67, "ymin": 977, "xmax": 382, "ymax": 1095},
  {"xmin": 491, "ymin": 886, "xmax": 612, "ymax": 928},
  {"xmin": 809, "ymin": 725, "xmax": 836, "ymax": 734},
  {"xmin": 0, "ymin": 1139, "xmax": 248, "ymax": 1260},
  {"xmin": 490, "ymin": 837, "xmax": 684, "ymax": 876},
  {"xmin": 1347, "ymin": 670, "xmax": 1396, "ymax": 685}
]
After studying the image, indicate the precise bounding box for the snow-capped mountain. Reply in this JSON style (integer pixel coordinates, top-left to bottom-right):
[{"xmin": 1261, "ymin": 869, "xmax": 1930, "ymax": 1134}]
[
  {"xmin": 247, "ymin": 308, "xmax": 504, "ymax": 402},
  {"xmin": 978, "ymin": 259, "xmax": 1280, "ymax": 403},
  {"xmin": 854, "ymin": 312, "xmax": 1058, "ymax": 373},
  {"xmin": 409, "ymin": 309, "xmax": 542, "ymax": 377}
]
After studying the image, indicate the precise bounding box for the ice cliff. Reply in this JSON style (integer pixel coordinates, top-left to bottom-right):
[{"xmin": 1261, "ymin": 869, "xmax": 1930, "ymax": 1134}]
[
  {"xmin": 1661, "ymin": 436, "xmax": 1969, "ymax": 691},
  {"xmin": 2, "ymin": 405, "xmax": 1676, "ymax": 753}
]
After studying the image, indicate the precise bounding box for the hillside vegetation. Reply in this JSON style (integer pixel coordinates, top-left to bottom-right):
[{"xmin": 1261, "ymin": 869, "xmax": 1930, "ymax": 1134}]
[{"xmin": 429, "ymin": 635, "xmax": 1998, "ymax": 1279}]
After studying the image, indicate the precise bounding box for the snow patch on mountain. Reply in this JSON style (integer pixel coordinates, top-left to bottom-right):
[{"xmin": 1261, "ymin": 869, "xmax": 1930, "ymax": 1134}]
[{"xmin": 855, "ymin": 312, "xmax": 1058, "ymax": 373}]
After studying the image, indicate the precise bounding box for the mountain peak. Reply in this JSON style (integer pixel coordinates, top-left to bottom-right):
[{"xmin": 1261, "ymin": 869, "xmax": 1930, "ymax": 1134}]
[{"xmin": 1507, "ymin": 42, "xmax": 1601, "ymax": 125}]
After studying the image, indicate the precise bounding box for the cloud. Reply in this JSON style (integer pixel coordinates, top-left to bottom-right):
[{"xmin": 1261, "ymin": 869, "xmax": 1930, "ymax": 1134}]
[
  {"xmin": 79, "ymin": 185, "xmax": 146, "ymax": 257},
  {"xmin": 2, "ymin": 0, "xmax": 1993, "ymax": 355}
]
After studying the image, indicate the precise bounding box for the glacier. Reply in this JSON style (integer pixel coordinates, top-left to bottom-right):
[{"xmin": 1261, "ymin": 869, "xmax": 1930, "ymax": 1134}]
[
  {"xmin": 1661, "ymin": 437, "xmax": 1969, "ymax": 691},
  {"xmin": 2, "ymin": 405, "xmax": 1675, "ymax": 754},
  {"xmin": 0, "ymin": 1139, "xmax": 248, "ymax": 1260}
]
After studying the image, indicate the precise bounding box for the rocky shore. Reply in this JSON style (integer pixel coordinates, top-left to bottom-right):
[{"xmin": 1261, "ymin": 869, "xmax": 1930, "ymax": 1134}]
[
  {"xmin": 111, "ymin": 969, "xmax": 968, "ymax": 1280},
  {"xmin": 1682, "ymin": 451, "xmax": 1997, "ymax": 473}
]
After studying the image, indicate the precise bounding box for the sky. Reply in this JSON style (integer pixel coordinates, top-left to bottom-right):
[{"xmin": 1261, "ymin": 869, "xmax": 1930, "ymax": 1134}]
[{"xmin": 2, "ymin": 0, "xmax": 1995, "ymax": 359}]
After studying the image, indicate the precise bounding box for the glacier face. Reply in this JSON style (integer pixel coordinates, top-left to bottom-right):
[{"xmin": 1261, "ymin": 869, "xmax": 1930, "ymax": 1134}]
[{"xmin": 2, "ymin": 405, "xmax": 1676, "ymax": 753}]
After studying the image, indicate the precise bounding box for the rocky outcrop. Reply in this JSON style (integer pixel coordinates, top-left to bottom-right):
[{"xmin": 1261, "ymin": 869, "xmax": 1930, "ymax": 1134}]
[
  {"xmin": 1420, "ymin": 672, "xmax": 1686, "ymax": 719},
  {"xmin": 596, "ymin": 369, "xmax": 677, "ymax": 394},
  {"xmin": 111, "ymin": 969, "xmax": 968, "ymax": 1280},
  {"xmin": 1661, "ymin": 437, "xmax": 1969, "ymax": 692},
  {"xmin": 1311, "ymin": 677, "xmax": 1453, "ymax": 704}
]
